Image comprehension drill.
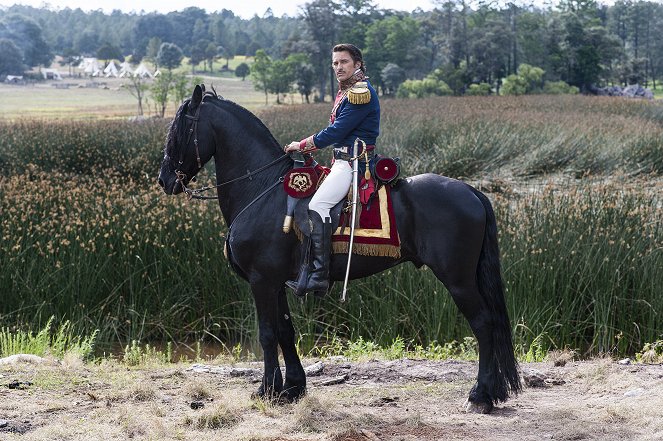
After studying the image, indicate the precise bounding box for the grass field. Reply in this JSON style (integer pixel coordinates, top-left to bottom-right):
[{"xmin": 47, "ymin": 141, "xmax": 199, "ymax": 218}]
[
  {"xmin": 0, "ymin": 93, "xmax": 661, "ymax": 358},
  {"xmin": 0, "ymin": 57, "xmax": 277, "ymax": 120}
]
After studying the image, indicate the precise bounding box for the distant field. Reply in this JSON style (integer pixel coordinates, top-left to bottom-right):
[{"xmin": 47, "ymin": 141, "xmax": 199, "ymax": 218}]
[{"xmin": 0, "ymin": 67, "xmax": 279, "ymax": 120}]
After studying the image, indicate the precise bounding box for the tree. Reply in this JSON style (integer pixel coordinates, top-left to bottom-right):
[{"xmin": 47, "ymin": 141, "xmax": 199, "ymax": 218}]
[
  {"xmin": 468, "ymin": 14, "xmax": 511, "ymax": 87},
  {"xmin": 123, "ymin": 75, "xmax": 148, "ymax": 116},
  {"xmin": 381, "ymin": 63, "xmax": 406, "ymax": 96},
  {"xmin": 0, "ymin": 38, "xmax": 24, "ymax": 75},
  {"xmin": 59, "ymin": 48, "xmax": 80, "ymax": 77},
  {"xmin": 251, "ymin": 49, "xmax": 272, "ymax": 105},
  {"xmin": 171, "ymin": 72, "xmax": 190, "ymax": 106},
  {"xmin": 74, "ymin": 29, "xmax": 100, "ymax": 55},
  {"xmin": 364, "ymin": 15, "xmax": 425, "ymax": 92},
  {"xmin": 295, "ymin": 62, "xmax": 316, "ymax": 103},
  {"xmin": 97, "ymin": 42, "xmax": 123, "ymax": 65},
  {"xmin": 189, "ymin": 40, "xmax": 208, "ymax": 73},
  {"xmin": 146, "ymin": 37, "xmax": 162, "ymax": 66},
  {"xmin": 157, "ymin": 43, "xmax": 184, "ymax": 71},
  {"xmin": 302, "ymin": 0, "xmax": 339, "ymax": 102},
  {"xmin": 132, "ymin": 14, "xmax": 174, "ymax": 63},
  {"xmin": 217, "ymin": 45, "xmax": 233, "ymax": 70},
  {"xmin": 559, "ymin": 0, "xmax": 622, "ymax": 91},
  {"xmin": 268, "ymin": 59, "xmax": 296, "ymax": 103},
  {"xmin": 0, "ymin": 14, "xmax": 53, "ymax": 68},
  {"xmin": 235, "ymin": 62, "xmax": 250, "ymax": 80},
  {"xmin": 501, "ymin": 64, "xmax": 545, "ymax": 95},
  {"xmin": 205, "ymin": 42, "xmax": 217, "ymax": 71},
  {"xmin": 169, "ymin": 7, "xmax": 208, "ymax": 50},
  {"xmin": 150, "ymin": 70, "xmax": 175, "ymax": 117}
]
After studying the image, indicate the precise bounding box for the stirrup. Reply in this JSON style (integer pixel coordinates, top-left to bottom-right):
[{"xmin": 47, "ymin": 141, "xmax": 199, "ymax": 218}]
[{"xmin": 285, "ymin": 262, "xmax": 310, "ymax": 297}]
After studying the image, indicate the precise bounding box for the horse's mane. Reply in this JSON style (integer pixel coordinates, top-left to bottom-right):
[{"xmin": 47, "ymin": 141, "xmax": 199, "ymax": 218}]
[{"xmin": 165, "ymin": 89, "xmax": 282, "ymax": 158}]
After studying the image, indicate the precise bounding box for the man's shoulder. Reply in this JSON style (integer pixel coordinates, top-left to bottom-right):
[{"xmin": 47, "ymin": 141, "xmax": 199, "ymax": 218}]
[{"xmin": 347, "ymin": 81, "xmax": 377, "ymax": 106}]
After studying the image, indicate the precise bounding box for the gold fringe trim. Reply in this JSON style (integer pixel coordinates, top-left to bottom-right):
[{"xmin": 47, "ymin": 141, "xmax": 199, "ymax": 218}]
[
  {"xmin": 348, "ymin": 82, "xmax": 371, "ymax": 105},
  {"xmin": 332, "ymin": 241, "xmax": 401, "ymax": 259}
]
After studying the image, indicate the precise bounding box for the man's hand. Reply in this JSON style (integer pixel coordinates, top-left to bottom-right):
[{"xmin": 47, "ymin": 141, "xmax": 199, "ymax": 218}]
[{"xmin": 283, "ymin": 141, "xmax": 300, "ymax": 153}]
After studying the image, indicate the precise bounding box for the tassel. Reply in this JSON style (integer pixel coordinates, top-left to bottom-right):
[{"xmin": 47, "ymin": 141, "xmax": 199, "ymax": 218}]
[{"xmin": 348, "ymin": 82, "xmax": 371, "ymax": 105}]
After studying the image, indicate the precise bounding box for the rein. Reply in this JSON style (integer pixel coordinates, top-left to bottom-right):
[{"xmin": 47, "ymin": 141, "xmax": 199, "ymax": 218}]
[
  {"xmin": 176, "ymin": 153, "xmax": 290, "ymax": 200},
  {"xmin": 173, "ymin": 93, "xmax": 291, "ymax": 200},
  {"xmin": 172, "ymin": 92, "xmax": 292, "ymax": 231}
]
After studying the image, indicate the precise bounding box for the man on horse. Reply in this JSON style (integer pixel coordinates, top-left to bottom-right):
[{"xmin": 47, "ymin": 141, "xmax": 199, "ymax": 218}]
[{"xmin": 283, "ymin": 43, "xmax": 381, "ymax": 295}]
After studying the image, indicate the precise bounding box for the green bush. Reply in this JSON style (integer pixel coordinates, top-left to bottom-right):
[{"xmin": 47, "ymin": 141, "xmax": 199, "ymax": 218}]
[
  {"xmin": 396, "ymin": 77, "xmax": 453, "ymax": 98},
  {"xmin": 501, "ymin": 63, "xmax": 545, "ymax": 95},
  {"xmin": 544, "ymin": 80, "xmax": 580, "ymax": 95},
  {"xmin": 466, "ymin": 82, "xmax": 492, "ymax": 96}
]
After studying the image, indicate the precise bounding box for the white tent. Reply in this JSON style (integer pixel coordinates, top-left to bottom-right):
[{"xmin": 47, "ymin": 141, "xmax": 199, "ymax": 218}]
[
  {"xmin": 133, "ymin": 63, "xmax": 153, "ymax": 78},
  {"xmin": 104, "ymin": 61, "xmax": 119, "ymax": 77},
  {"xmin": 119, "ymin": 61, "xmax": 133, "ymax": 77},
  {"xmin": 80, "ymin": 58, "xmax": 102, "ymax": 76},
  {"xmin": 41, "ymin": 69, "xmax": 63, "ymax": 80}
]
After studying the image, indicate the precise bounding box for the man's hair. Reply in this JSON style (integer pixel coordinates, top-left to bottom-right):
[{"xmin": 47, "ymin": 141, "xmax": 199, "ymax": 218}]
[{"xmin": 333, "ymin": 43, "xmax": 365, "ymax": 73}]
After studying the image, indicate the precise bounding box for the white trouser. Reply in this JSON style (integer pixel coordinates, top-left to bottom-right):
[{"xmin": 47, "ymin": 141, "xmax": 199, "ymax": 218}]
[{"xmin": 309, "ymin": 160, "xmax": 353, "ymax": 220}]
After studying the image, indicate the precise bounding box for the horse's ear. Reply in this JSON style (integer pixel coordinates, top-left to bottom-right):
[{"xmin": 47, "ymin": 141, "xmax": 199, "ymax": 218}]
[{"xmin": 191, "ymin": 85, "xmax": 203, "ymax": 107}]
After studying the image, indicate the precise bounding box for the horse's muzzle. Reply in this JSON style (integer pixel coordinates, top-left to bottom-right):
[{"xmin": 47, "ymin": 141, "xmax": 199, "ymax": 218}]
[{"xmin": 158, "ymin": 171, "xmax": 182, "ymax": 195}]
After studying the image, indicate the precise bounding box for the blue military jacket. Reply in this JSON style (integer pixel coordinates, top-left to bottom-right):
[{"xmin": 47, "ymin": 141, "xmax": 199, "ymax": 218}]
[{"xmin": 301, "ymin": 80, "xmax": 380, "ymax": 151}]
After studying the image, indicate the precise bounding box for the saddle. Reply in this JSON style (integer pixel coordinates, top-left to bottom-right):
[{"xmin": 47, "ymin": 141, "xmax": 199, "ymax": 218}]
[{"xmin": 283, "ymin": 154, "xmax": 401, "ymax": 258}]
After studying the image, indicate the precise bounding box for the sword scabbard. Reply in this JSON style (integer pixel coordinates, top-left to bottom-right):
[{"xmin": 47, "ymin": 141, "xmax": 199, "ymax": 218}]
[{"xmin": 341, "ymin": 138, "xmax": 366, "ymax": 302}]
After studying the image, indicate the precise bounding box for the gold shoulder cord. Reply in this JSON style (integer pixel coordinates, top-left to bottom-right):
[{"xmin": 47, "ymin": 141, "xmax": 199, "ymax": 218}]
[{"xmin": 347, "ymin": 82, "xmax": 371, "ymax": 105}]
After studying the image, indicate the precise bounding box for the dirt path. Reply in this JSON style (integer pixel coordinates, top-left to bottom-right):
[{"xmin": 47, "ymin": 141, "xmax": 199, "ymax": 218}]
[{"xmin": 0, "ymin": 357, "xmax": 661, "ymax": 440}]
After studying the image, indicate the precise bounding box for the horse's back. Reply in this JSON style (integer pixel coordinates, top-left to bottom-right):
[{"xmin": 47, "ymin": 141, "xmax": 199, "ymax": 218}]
[
  {"xmin": 391, "ymin": 173, "xmax": 487, "ymax": 268},
  {"xmin": 393, "ymin": 173, "xmax": 486, "ymax": 224}
]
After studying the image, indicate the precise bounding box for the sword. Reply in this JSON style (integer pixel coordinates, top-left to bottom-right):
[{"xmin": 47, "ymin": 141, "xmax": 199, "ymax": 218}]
[{"xmin": 341, "ymin": 138, "xmax": 365, "ymax": 302}]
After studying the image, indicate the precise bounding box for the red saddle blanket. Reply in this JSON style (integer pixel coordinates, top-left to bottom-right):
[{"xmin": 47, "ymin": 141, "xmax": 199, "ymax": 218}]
[{"xmin": 332, "ymin": 185, "xmax": 401, "ymax": 258}]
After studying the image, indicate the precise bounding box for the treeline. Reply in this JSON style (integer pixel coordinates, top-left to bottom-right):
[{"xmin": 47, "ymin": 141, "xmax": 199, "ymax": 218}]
[{"xmin": 1, "ymin": 0, "xmax": 663, "ymax": 98}]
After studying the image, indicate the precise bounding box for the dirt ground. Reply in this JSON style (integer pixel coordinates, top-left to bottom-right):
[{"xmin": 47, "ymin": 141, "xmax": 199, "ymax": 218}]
[{"xmin": 0, "ymin": 355, "xmax": 661, "ymax": 440}]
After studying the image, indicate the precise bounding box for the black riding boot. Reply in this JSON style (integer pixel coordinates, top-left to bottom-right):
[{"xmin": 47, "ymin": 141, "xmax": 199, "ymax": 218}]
[{"xmin": 286, "ymin": 210, "xmax": 332, "ymax": 296}]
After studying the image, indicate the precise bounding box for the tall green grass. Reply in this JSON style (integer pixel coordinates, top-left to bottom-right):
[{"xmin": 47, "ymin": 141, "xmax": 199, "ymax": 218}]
[
  {"xmin": 0, "ymin": 119, "xmax": 167, "ymax": 178},
  {"xmin": 0, "ymin": 316, "xmax": 97, "ymax": 359},
  {"xmin": 264, "ymin": 95, "xmax": 663, "ymax": 178},
  {"xmin": 0, "ymin": 95, "xmax": 661, "ymax": 356}
]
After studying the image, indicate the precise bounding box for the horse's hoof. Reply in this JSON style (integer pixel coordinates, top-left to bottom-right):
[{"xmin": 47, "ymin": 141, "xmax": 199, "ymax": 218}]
[
  {"xmin": 251, "ymin": 385, "xmax": 281, "ymax": 402},
  {"xmin": 464, "ymin": 400, "xmax": 493, "ymax": 414},
  {"xmin": 280, "ymin": 385, "xmax": 306, "ymax": 403}
]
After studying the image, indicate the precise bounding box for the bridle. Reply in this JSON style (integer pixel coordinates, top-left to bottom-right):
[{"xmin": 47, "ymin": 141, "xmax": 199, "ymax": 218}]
[
  {"xmin": 172, "ymin": 101, "xmax": 203, "ymax": 194},
  {"xmin": 167, "ymin": 97, "xmax": 291, "ymax": 232}
]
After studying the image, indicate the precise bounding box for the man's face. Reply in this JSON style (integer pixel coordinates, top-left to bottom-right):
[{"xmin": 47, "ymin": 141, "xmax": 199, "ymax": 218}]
[{"xmin": 332, "ymin": 50, "xmax": 361, "ymax": 82}]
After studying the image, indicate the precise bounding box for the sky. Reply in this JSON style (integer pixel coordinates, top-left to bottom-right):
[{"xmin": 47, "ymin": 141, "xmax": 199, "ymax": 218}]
[{"xmin": 0, "ymin": 0, "xmax": 440, "ymax": 19}]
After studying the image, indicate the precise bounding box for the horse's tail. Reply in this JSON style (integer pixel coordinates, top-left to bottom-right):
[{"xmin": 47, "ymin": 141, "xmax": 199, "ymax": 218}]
[{"xmin": 471, "ymin": 187, "xmax": 522, "ymax": 402}]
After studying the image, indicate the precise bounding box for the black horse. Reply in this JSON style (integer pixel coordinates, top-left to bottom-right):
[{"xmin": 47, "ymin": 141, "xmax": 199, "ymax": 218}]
[{"xmin": 158, "ymin": 85, "xmax": 521, "ymax": 413}]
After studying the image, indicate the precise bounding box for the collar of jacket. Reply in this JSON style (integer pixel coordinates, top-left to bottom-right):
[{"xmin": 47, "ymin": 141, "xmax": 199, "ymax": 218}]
[{"xmin": 339, "ymin": 69, "xmax": 367, "ymax": 92}]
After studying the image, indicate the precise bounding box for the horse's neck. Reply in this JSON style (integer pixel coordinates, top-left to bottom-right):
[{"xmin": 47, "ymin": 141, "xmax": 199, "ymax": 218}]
[{"xmin": 210, "ymin": 103, "xmax": 289, "ymax": 225}]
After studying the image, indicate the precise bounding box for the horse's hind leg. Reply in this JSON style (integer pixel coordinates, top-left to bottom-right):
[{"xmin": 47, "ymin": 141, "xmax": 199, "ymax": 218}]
[
  {"xmin": 252, "ymin": 282, "xmax": 284, "ymax": 400},
  {"xmin": 276, "ymin": 289, "xmax": 306, "ymax": 401},
  {"xmin": 442, "ymin": 277, "xmax": 497, "ymax": 413}
]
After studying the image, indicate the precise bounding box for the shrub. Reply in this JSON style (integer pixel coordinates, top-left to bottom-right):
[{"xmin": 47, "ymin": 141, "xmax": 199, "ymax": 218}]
[
  {"xmin": 396, "ymin": 77, "xmax": 452, "ymax": 99},
  {"xmin": 466, "ymin": 82, "xmax": 492, "ymax": 96},
  {"xmin": 544, "ymin": 80, "xmax": 580, "ymax": 95}
]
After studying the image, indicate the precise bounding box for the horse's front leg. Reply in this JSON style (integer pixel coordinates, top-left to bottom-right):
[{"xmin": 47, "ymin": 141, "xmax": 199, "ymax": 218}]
[
  {"xmin": 277, "ymin": 288, "xmax": 306, "ymax": 402},
  {"xmin": 252, "ymin": 282, "xmax": 283, "ymax": 400}
]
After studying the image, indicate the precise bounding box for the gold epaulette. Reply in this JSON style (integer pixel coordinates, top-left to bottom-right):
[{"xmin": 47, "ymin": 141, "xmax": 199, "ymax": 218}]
[{"xmin": 347, "ymin": 82, "xmax": 371, "ymax": 105}]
